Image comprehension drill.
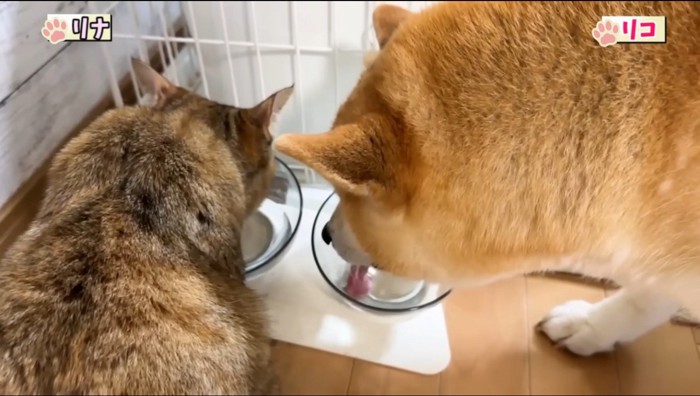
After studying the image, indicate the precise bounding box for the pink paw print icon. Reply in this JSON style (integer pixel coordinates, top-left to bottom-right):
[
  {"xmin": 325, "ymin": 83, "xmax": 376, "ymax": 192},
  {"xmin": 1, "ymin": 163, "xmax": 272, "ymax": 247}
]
[
  {"xmin": 592, "ymin": 20, "xmax": 619, "ymax": 47},
  {"xmin": 41, "ymin": 18, "xmax": 68, "ymax": 45}
]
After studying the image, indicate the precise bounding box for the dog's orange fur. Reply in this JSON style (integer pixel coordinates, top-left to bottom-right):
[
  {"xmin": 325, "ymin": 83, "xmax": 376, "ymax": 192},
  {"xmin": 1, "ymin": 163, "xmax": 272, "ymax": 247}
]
[{"xmin": 276, "ymin": 2, "xmax": 700, "ymax": 319}]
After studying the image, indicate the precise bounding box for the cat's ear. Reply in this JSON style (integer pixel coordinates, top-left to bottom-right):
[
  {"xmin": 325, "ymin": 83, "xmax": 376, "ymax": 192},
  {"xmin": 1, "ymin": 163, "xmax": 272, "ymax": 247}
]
[
  {"xmin": 131, "ymin": 58, "xmax": 178, "ymax": 109},
  {"xmin": 274, "ymin": 115, "xmax": 389, "ymax": 197},
  {"xmin": 372, "ymin": 4, "xmax": 415, "ymax": 48},
  {"xmin": 247, "ymin": 84, "xmax": 295, "ymax": 140}
]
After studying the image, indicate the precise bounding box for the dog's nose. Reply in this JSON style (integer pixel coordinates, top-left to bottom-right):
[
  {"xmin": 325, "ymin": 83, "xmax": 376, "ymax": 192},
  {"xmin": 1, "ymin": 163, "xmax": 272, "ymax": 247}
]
[{"xmin": 321, "ymin": 222, "xmax": 332, "ymax": 245}]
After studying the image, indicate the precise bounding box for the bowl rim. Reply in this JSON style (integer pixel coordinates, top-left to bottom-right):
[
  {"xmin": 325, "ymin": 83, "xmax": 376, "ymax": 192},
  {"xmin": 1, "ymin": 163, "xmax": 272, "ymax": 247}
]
[
  {"xmin": 245, "ymin": 156, "xmax": 304, "ymax": 276},
  {"xmin": 311, "ymin": 191, "xmax": 452, "ymax": 314}
]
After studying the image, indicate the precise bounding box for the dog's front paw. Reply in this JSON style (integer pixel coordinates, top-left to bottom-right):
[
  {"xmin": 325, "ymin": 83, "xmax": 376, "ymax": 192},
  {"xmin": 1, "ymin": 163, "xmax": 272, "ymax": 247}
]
[{"xmin": 536, "ymin": 300, "xmax": 615, "ymax": 356}]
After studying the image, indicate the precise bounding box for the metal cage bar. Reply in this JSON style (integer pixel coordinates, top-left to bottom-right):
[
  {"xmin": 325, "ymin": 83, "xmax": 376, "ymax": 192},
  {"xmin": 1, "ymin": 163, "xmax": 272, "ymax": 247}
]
[
  {"xmin": 88, "ymin": 1, "xmax": 124, "ymax": 107},
  {"xmin": 329, "ymin": 2, "xmax": 340, "ymax": 110},
  {"xmin": 156, "ymin": 1, "xmax": 181, "ymax": 86},
  {"xmin": 110, "ymin": 34, "xmax": 378, "ymax": 54},
  {"xmin": 288, "ymin": 1, "xmax": 314, "ymax": 184},
  {"xmin": 219, "ymin": 1, "xmax": 240, "ymax": 105},
  {"xmin": 186, "ymin": 1, "xmax": 211, "ymax": 98},
  {"xmin": 246, "ymin": 1, "xmax": 266, "ymax": 102}
]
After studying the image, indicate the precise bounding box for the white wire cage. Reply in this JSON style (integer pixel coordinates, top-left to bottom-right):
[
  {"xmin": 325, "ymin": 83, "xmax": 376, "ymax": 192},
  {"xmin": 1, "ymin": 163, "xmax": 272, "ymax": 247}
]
[{"xmin": 90, "ymin": 0, "xmax": 437, "ymax": 186}]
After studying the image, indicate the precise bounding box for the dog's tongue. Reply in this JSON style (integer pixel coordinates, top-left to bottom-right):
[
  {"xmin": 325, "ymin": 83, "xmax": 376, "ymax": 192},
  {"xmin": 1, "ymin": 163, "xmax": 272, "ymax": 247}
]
[{"xmin": 345, "ymin": 265, "xmax": 372, "ymax": 298}]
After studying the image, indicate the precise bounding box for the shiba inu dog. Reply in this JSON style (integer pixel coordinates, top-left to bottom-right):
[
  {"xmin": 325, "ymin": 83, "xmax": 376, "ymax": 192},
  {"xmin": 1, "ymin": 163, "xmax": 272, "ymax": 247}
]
[{"xmin": 275, "ymin": 1, "xmax": 700, "ymax": 357}]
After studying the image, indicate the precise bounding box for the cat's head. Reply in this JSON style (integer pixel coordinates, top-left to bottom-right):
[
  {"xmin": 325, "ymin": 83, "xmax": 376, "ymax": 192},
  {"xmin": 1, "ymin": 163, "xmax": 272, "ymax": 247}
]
[{"xmin": 131, "ymin": 58, "xmax": 294, "ymax": 216}]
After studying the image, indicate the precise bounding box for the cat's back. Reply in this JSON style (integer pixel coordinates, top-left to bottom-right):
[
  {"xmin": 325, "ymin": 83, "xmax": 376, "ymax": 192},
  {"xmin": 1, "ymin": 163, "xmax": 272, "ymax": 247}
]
[
  {"xmin": 0, "ymin": 107, "xmax": 265, "ymax": 394},
  {"xmin": 40, "ymin": 106, "xmax": 195, "ymax": 214},
  {"xmin": 0, "ymin": 190, "xmax": 265, "ymax": 395}
]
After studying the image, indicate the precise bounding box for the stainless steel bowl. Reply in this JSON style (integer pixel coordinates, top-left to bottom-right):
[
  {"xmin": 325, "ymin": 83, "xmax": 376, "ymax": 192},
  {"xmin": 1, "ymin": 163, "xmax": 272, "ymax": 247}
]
[{"xmin": 241, "ymin": 158, "xmax": 302, "ymax": 279}]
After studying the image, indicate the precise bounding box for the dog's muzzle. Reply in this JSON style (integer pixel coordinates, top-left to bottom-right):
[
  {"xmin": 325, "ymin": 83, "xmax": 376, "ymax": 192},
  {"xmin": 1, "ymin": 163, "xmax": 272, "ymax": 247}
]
[{"xmin": 321, "ymin": 222, "xmax": 332, "ymax": 245}]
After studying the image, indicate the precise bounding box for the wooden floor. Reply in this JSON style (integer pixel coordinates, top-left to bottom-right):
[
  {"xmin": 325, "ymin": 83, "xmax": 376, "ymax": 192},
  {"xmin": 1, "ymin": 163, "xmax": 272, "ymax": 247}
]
[{"xmin": 271, "ymin": 276, "xmax": 700, "ymax": 395}]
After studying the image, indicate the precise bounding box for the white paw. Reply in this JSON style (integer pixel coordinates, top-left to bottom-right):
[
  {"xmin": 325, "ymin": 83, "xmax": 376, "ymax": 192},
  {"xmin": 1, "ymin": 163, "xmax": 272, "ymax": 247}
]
[{"xmin": 536, "ymin": 300, "xmax": 615, "ymax": 356}]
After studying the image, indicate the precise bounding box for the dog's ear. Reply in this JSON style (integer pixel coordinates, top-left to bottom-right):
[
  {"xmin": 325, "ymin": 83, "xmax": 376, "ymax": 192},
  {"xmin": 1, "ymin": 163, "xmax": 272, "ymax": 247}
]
[
  {"xmin": 274, "ymin": 118, "xmax": 388, "ymax": 196},
  {"xmin": 363, "ymin": 51, "xmax": 380, "ymax": 69},
  {"xmin": 372, "ymin": 4, "xmax": 415, "ymax": 48},
  {"xmin": 131, "ymin": 57, "xmax": 178, "ymax": 109}
]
